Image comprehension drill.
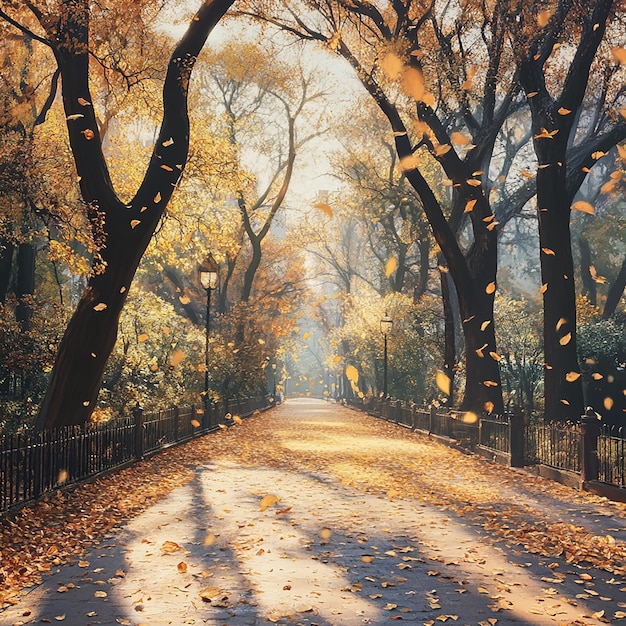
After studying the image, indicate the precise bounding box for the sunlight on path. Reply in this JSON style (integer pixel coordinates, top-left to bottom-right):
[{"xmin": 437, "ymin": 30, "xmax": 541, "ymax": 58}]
[{"xmin": 1, "ymin": 398, "xmax": 624, "ymax": 625}]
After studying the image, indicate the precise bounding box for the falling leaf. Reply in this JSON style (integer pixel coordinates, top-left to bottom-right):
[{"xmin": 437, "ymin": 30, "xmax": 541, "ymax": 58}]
[
  {"xmin": 565, "ymin": 371, "xmax": 581, "ymax": 382},
  {"xmin": 130, "ymin": 219, "xmax": 141, "ymax": 229},
  {"xmin": 345, "ymin": 365, "xmax": 359, "ymax": 383},
  {"xmin": 611, "ymin": 47, "xmax": 626, "ymax": 64},
  {"xmin": 77, "ymin": 97, "xmax": 91, "ymax": 106},
  {"xmin": 436, "ymin": 370, "xmax": 451, "ymax": 395},
  {"xmin": 169, "ymin": 349, "xmax": 185, "ymax": 367},
  {"xmin": 303, "ymin": 331, "xmax": 311, "ymax": 340},
  {"xmin": 162, "ymin": 137, "xmax": 174, "ymax": 147},
  {"xmin": 484, "ymin": 401, "xmax": 495, "ymax": 413},
  {"xmin": 592, "ymin": 372, "xmax": 603, "ymax": 380},
  {"xmin": 94, "ymin": 591, "xmax": 108, "ymax": 598},
  {"xmin": 557, "ymin": 107, "xmax": 571, "ymax": 115},
  {"xmin": 556, "ymin": 318, "xmax": 567, "ymax": 331},
  {"xmin": 93, "ymin": 303, "xmax": 107, "ymax": 311},
  {"xmin": 483, "ymin": 380, "xmax": 499, "ymax": 387},
  {"xmin": 604, "ymin": 397, "xmax": 614, "ymax": 410},
  {"xmin": 232, "ymin": 415, "xmax": 243, "ymax": 425},
  {"xmin": 559, "ymin": 332, "xmax": 572, "ymax": 346},
  {"xmin": 385, "ymin": 257, "xmax": 398, "ymax": 277},
  {"xmin": 402, "ymin": 67, "xmax": 426, "ymax": 100},
  {"xmin": 485, "ymin": 282, "xmax": 496, "ymax": 294},
  {"xmin": 534, "ymin": 128, "xmax": 558, "ymax": 139},
  {"xmin": 138, "ymin": 333, "xmax": 148, "ymax": 343},
  {"xmin": 480, "ymin": 320, "xmax": 491, "ymax": 331},
  {"xmin": 66, "ymin": 114, "xmax": 84, "ymax": 121},
  {"xmin": 462, "ymin": 412, "xmax": 478, "ymax": 424},
  {"xmin": 315, "ymin": 202, "xmax": 333, "ymax": 218},
  {"xmin": 361, "ymin": 555, "xmax": 375, "ymax": 563},
  {"xmin": 465, "ymin": 199, "xmax": 477, "ymax": 213},
  {"xmin": 57, "ymin": 470, "xmax": 68, "ymax": 484},
  {"xmin": 467, "ymin": 178, "xmax": 481, "ymax": 187},
  {"xmin": 320, "ymin": 527, "xmax": 332, "ymax": 541},
  {"xmin": 177, "ymin": 561, "xmax": 187, "ymax": 573},
  {"xmin": 332, "ymin": 355, "xmax": 342, "ymax": 363},
  {"xmin": 381, "ymin": 52, "xmax": 404, "ymax": 79},
  {"xmin": 154, "ymin": 192, "xmax": 162, "ymax": 204},
  {"xmin": 400, "ymin": 154, "xmax": 420, "ymax": 170},
  {"xmin": 81, "ymin": 129, "xmax": 95, "ymax": 140},
  {"xmin": 537, "ymin": 9, "xmax": 553, "ymax": 26},
  {"xmin": 489, "ymin": 352, "xmax": 502, "ymax": 361},
  {"xmin": 160, "ymin": 164, "xmax": 174, "ymax": 172},
  {"xmin": 434, "ymin": 144, "xmax": 452, "ymax": 156},
  {"xmin": 539, "ymin": 283, "xmax": 548, "ymax": 294},
  {"xmin": 572, "ymin": 200, "xmax": 595, "ymax": 215},
  {"xmin": 190, "ymin": 419, "xmax": 201, "ymax": 428},
  {"xmin": 542, "ymin": 248, "xmax": 555, "ymax": 255},
  {"xmin": 260, "ymin": 494, "xmax": 279, "ymax": 511},
  {"xmin": 450, "ymin": 131, "xmax": 470, "ymax": 146}
]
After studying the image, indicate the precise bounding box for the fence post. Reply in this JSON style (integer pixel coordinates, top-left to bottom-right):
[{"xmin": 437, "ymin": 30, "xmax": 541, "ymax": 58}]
[
  {"xmin": 411, "ymin": 403, "xmax": 416, "ymax": 430},
  {"xmin": 581, "ymin": 407, "xmax": 599, "ymax": 484},
  {"xmin": 133, "ymin": 402, "xmax": 144, "ymax": 461},
  {"xmin": 509, "ymin": 412, "xmax": 525, "ymax": 467},
  {"xmin": 429, "ymin": 404, "xmax": 436, "ymax": 433}
]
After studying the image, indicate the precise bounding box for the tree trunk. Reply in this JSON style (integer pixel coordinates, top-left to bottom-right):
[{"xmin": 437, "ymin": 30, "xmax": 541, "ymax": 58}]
[
  {"xmin": 578, "ymin": 236, "xmax": 596, "ymax": 305},
  {"xmin": 603, "ymin": 255, "xmax": 626, "ymax": 320},
  {"xmin": 0, "ymin": 237, "xmax": 14, "ymax": 303},
  {"xmin": 36, "ymin": 0, "xmax": 234, "ymax": 429}
]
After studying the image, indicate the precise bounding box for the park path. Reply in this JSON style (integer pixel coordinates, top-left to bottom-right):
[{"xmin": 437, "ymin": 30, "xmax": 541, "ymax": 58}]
[{"xmin": 1, "ymin": 398, "xmax": 626, "ymax": 626}]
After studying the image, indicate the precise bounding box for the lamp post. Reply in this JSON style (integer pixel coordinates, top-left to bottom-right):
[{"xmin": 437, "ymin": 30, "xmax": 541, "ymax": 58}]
[
  {"xmin": 380, "ymin": 313, "xmax": 393, "ymax": 397},
  {"xmin": 271, "ymin": 363, "xmax": 277, "ymax": 401},
  {"xmin": 199, "ymin": 253, "xmax": 219, "ymax": 419}
]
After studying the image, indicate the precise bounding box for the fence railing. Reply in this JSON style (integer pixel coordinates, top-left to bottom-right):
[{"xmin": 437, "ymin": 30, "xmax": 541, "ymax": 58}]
[
  {"xmin": 345, "ymin": 397, "xmax": 626, "ymax": 499},
  {"xmin": 0, "ymin": 396, "xmax": 271, "ymax": 516}
]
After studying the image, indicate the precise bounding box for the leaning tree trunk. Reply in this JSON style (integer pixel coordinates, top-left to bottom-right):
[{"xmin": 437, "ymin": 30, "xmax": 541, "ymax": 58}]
[{"xmin": 36, "ymin": 0, "xmax": 234, "ymax": 429}]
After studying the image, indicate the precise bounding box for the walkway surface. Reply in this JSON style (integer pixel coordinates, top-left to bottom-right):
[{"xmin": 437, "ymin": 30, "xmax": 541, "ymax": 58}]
[{"xmin": 1, "ymin": 398, "xmax": 626, "ymax": 626}]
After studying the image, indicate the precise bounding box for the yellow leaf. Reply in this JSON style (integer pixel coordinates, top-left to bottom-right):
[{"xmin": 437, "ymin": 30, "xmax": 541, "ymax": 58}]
[
  {"xmin": 557, "ymin": 107, "xmax": 571, "ymax": 115},
  {"xmin": 485, "ymin": 282, "xmax": 496, "ymax": 294},
  {"xmin": 169, "ymin": 349, "xmax": 185, "ymax": 367},
  {"xmin": 260, "ymin": 494, "xmax": 279, "ymax": 512},
  {"xmin": 572, "ymin": 200, "xmax": 595, "ymax": 215},
  {"xmin": 611, "ymin": 47, "xmax": 626, "ymax": 64},
  {"xmin": 204, "ymin": 533, "xmax": 216, "ymax": 547},
  {"xmin": 537, "ymin": 9, "xmax": 553, "ymax": 26},
  {"xmin": 345, "ymin": 365, "xmax": 359, "ymax": 383},
  {"xmin": 77, "ymin": 97, "xmax": 91, "ymax": 106},
  {"xmin": 190, "ymin": 419, "xmax": 201, "ymax": 428},
  {"xmin": 484, "ymin": 401, "xmax": 494, "ymax": 413},
  {"xmin": 161, "ymin": 541, "xmax": 183, "ymax": 553},
  {"xmin": 315, "ymin": 202, "xmax": 333, "ymax": 218},
  {"xmin": 177, "ymin": 561, "xmax": 187, "ymax": 573},
  {"xmin": 565, "ymin": 371, "xmax": 581, "ymax": 382},
  {"xmin": 467, "ymin": 178, "xmax": 481, "ymax": 187},
  {"xmin": 381, "ymin": 52, "xmax": 404, "ymax": 79},
  {"xmin": 604, "ymin": 397, "xmax": 614, "ymax": 410},
  {"xmin": 520, "ymin": 169, "xmax": 533, "ymax": 179},
  {"xmin": 400, "ymin": 154, "xmax": 420, "ymax": 171},
  {"xmin": 450, "ymin": 131, "xmax": 470, "ymax": 146},
  {"xmin": 539, "ymin": 283, "xmax": 548, "ymax": 294},
  {"xmin": 138, "ymin": 333, "xmax": 149, "ymax": 343},
  {"xmin": 320, "ymin": 527, "xmax": 332, "ymax": 541},
  {"xmin": 434, "ymin": 144, "xmax": 452, "ymax": 156},
  {"xmin": 542, "ymin": 247, "xmax": 555, "ymax": 255},
  {"xmin": 332, "ymin": 355, "xmax": 342, "ymax": 363},
  {"xmin": 154, "ymin": 192, "xmax": 162, "ymax": 204},
  {"xmin": 94, "ymin": 591, "xmax": 108, "ymax": 598},
  {"xmin": 464, "ymin": 199, "xmax": 477, "ymax": 213},
  {"xmin": 199, "ymin": 587, "xmax": 222, "ymax": 601},
  {"xmin": 559, "ymin": 332, "xmax": 572, "ymax": 345},
  {"xmin": 436, "ymin": 370, "xmax": 451, "ymax": 395},
  {"xmin": 402, "ymin": 67, "xmax": 425, "ymax": 100},
  {"xmin": 162, "ymin": 137, "xmax": 174, "ymax": 147},
  {"xmin": 179, "ymin": 295, "xmax": 191, "ymax": 305},
  {"xmin": 556, "ymin": 318, "xmax": 567, "ymax": 331},
  {"xmin": 483, "ymin": 380, "xmax": 499, "ymax": 387},
  {"xmin": 462, "ymin": 412, "xmax": 478, "ymax": 424},
  {"xmin": 592, "ymin": 372, "xmax": 603, "ymax": 380},
  {"xmin": 232, "ymin": 414, "xmax": 243, "ymax": 424},
  {"xmin": 303, "ymin": 331, "xmax": 311, "ymax": 340},
  {"xmin": 93, "ymin": 303, "xmax": 107, "ymax": 311},
  {"xmin": 480, "ymin": 320, "xmax": 491, "ymax": 331},
  {"xmin": 385, "ymin": 257, "xmax": 398, "ymax": 277},
  {"xmin": 130, "ymin": 219, "xmax": 141, "ymax": 229},
  {"xmin": 489, "ymin": 352, "xmax": 502, "ymax": 361}
]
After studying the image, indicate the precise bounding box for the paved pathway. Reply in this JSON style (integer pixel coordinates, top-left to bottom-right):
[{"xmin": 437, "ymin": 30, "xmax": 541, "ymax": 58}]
[{"xmin": 1, "ymin": 399, "xmax": 625, "ymax": 626}]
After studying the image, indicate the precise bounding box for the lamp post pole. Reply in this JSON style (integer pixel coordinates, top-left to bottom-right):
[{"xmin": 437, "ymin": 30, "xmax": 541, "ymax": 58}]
[
  {"xmin": 380, "ymin": 313, "xmax": 393, "ymax": 398},
  {"xmin": 199, "ymin": 254, "xmax": 219, "ymax": 424}
]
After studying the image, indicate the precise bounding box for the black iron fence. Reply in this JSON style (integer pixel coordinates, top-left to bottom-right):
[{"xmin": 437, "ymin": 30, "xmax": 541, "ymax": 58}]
[
  {"xmin": 346, "ymin": 397, "xmax": 626, "ymax": 499},
  {"xmin": 0, "ymin": 396, "xmax": 271, "ymax": 516}
]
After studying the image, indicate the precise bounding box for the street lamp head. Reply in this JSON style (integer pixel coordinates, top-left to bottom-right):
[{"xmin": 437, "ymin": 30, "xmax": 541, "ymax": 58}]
[
  {"xmin": 199, "ymin": 253, "xmax": 219, "ymax": 290},
  {"xmin": 380, "ymin": 313, "xmax": 393, "ymax": 336}
]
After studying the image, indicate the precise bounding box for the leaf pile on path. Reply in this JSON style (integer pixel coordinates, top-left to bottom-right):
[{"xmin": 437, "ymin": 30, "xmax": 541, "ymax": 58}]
[{"xmin": 2, "ymin": 402, "xmax": 625, "ymax": 609}]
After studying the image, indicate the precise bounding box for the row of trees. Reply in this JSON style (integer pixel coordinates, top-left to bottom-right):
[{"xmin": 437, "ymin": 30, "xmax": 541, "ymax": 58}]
[{"xmin": 0, "ymin": 0, "xmax": 624, "ymax": 430}]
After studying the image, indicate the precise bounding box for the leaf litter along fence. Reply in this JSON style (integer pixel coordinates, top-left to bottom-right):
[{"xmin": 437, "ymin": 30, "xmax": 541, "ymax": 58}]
[
  {"xmin": 0, "ymin": 396, "xmax": 271, "ymax": 516},
  {"xmin": 347, "ymin": 397, "xmax": 626, "ymax": 498}
]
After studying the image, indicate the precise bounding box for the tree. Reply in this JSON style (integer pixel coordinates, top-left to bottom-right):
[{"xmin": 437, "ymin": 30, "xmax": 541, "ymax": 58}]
[
  {"xmin": 514, "ymin": 0, "xmax": 626, "ymax": 419},
  {"xmin": 1, "ymin": 0, "xmax": 236, "ymax": 428}
]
